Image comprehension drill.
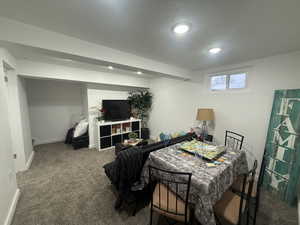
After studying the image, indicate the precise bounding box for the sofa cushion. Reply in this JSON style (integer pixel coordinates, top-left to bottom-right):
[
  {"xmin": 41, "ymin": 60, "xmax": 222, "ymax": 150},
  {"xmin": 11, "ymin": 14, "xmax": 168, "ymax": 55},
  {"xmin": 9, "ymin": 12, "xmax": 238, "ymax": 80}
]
[{"xmin": 74, "ymin": 120, "xmax": 88, "ymax": 137}]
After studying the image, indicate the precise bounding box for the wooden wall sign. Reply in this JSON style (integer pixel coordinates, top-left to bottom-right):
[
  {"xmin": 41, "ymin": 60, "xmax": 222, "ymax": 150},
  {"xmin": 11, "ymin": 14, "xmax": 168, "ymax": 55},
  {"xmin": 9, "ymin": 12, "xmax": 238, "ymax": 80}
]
[{"xmin": 263, "ymin": 89, "xmax": 300, "ymax": 206}]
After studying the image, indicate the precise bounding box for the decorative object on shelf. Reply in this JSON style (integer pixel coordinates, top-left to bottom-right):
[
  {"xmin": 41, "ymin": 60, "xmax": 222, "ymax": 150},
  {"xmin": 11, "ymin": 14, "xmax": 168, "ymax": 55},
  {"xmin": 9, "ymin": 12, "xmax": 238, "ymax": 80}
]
[
  {"xmin": 128, "ymin": 90, "xmax": 152, "ymax": 139},
  {"xmin": 97, "ymin": 107, "xmax": 106, "ymax": 122},
  {"xmin": 196, "ymin": 108, "xmax": 214, "ymax": 140},
  {"xmin": 128, "ymin": 132, "xmax": 138, "ymax": 141},
  {"xmin": 111, "ymin": 124, "xmax": 121, "ymax": 134},
  {"xmin": 89, "ymin": 106, "xmax": 102, "ymax": 123},
  {"xmin": 124, "ymin": 138, "xmax": 143, "ymax": 146}
]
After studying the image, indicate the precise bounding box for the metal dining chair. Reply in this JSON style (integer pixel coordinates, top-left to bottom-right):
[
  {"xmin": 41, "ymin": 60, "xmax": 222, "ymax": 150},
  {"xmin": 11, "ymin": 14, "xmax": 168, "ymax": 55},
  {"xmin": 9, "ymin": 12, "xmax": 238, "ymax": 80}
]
[
  {"xmin": 225, "ymin": 131, "xmax": 244, "ymax": 150},
  {"xmin": 230, "ymin": 149, "xmax": 267, "ymax": 225},
  {"xmin": 148, "ymin": 165, "xmax": 193, "ymax": 225},
  {"xmin": 214, "ymin": 157, "xmax": 258, "ymax": 225}
]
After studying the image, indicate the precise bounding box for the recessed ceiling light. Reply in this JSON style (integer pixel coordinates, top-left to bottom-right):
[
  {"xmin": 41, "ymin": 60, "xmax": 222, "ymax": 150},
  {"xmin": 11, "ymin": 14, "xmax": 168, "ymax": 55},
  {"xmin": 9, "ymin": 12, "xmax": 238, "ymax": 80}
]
[
  {"xmin": 209, "ymin": 48, "xmax": 222, "ymax": 54},
  {"xmin": 108, "ymin": 66, "xmax": 114, "ymax": 70},
  {"xmin": 173, "ymin": 23, "xmax": 190, "ymax": 35},
  {"xmin": 137, "ymin": 71, "xmax": 143, "ymax": 75}
]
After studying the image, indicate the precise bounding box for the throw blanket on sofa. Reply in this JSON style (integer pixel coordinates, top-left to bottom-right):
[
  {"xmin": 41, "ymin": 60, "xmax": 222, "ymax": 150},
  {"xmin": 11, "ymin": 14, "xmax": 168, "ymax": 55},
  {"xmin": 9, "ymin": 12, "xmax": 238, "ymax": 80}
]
[
  {"xmin": 104, "ymin": 147, "xmax": 144, "ymax": 195},
  {"xmin": 104, "ymin": 133, "xmax": 196, "ymax": 197}
]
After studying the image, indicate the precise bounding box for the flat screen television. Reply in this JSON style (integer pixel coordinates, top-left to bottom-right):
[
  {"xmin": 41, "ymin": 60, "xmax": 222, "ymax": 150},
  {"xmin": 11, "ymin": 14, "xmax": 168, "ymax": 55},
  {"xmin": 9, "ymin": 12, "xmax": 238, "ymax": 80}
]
[{"xmin": 102, "ymin": 100, "xmax": 131, "ymax": 121}]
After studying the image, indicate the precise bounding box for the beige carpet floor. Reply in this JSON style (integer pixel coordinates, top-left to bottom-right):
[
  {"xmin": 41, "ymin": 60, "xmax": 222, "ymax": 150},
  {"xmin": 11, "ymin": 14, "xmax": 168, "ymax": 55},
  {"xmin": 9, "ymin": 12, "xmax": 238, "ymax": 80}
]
[
  {"xmin": 11, "ymin": 142, "xmax": 298, "ymax": 225},
  {"xmin": 12, "ymin": 143, "xmax": 153, "ymax": 225}
]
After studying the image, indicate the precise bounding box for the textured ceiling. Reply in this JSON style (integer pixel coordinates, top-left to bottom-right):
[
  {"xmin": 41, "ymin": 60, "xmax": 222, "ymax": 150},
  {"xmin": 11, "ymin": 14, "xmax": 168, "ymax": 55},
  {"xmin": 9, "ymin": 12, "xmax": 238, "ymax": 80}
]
[{"xmin": 0, "ymin": 0, "xmax": 300, "ymax": 70}]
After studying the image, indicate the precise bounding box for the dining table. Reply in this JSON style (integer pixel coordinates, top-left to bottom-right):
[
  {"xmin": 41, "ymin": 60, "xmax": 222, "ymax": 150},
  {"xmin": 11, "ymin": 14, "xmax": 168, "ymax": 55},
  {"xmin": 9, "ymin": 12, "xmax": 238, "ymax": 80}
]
[{"xmin": 141, "ymin": 142, "xmax": 249, "ymax": 225}]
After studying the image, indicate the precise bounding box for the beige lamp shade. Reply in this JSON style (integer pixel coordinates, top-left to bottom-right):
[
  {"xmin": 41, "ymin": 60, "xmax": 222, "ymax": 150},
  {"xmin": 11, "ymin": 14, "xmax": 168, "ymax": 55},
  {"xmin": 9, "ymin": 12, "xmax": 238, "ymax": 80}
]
[{"xmin": 196, "ymin": 108, "xmax": 214, "ymax": 121}]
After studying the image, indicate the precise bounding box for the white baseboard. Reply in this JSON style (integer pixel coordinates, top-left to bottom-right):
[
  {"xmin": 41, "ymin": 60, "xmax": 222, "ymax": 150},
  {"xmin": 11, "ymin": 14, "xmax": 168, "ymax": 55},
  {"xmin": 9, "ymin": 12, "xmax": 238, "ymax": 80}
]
[
  {"xmin": 25, "ymin": 150, "xmax": 35, "ymax": 170},
  {"xmin": 89, "ymin": 144, "xmax": 96, "ymax": 149},
  {"xmin": 4, "ymin": 188, "xmax": 20, "ymax": 225},
  {"xmin": 34, "ymin": 138, "xmax": 65, "ymax": 146}
]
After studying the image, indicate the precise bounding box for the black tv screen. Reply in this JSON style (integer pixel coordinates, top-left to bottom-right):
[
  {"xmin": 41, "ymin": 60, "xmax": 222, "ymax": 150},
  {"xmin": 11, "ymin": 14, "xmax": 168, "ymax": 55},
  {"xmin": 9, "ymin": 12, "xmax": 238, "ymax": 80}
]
[{"xmin": 102, "ymin": 100, "xmax": 131, "ymax": 121}]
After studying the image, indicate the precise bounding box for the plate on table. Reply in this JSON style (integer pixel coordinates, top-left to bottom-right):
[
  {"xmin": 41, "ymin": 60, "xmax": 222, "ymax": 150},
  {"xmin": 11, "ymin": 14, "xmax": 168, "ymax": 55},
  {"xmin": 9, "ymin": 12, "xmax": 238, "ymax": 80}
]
[{"xmin": 179, "ymin": 140, "xmax": 225, "ymax": 161}]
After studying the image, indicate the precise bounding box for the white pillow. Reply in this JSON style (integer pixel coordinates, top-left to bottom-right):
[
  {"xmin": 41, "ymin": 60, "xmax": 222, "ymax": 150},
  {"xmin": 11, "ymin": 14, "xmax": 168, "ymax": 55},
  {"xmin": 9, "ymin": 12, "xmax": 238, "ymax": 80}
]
[{"xmin": 73, "ymin": 120, "xmax": 88, "ymax": 138}]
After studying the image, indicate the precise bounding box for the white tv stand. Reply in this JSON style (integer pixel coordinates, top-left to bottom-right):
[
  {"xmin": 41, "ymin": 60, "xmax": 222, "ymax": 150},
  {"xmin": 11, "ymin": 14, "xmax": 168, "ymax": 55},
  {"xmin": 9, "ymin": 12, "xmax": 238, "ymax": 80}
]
[{"xmin": 97, "ymin": 119, "xmax": 141, "ymax": 151}]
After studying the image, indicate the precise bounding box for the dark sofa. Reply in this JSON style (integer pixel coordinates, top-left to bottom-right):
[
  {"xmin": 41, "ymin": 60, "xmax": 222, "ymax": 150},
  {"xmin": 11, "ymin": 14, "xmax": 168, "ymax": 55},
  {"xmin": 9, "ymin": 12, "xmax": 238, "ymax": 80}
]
[
  {"xmin": 72, "ymin": 130, "xmax": 89, "ymax": 149},
  {"xmin": 103, "ymin": 132, "xmax": 195, "ymax": 212}
]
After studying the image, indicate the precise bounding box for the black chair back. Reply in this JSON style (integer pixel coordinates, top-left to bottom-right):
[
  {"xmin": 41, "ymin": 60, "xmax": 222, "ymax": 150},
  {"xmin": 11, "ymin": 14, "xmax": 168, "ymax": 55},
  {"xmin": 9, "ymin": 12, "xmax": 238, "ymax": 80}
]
[
  {"xmin": 251, "ymin": 149, "xmax": 267, "ymax": 225},
  {"xmin": 238, "ymin": 159, "xmax": 258, "ymax": 225},
  {"xmin": 148, "ymin": 166, "xmax": 192, "ymax": 225},
  {"xmin": 225, "ymin": 130, "xmax": 244, "ymax": 150}
]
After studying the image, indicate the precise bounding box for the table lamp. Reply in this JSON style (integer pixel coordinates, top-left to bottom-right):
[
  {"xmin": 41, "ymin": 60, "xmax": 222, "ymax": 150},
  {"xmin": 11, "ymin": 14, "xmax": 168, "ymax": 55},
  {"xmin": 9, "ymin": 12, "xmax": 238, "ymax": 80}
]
[{"xmin": 196, "ymin": 108, "xmax": 214, "ymax": 139}]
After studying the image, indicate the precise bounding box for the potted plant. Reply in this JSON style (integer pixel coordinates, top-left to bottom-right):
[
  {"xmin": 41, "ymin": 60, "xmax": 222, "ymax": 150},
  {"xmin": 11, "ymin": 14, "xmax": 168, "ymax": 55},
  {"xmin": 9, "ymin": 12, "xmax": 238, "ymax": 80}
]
[
  {"xmin": 128, "ymin": 132, "xmax": 138, "ymax": 141},
  {"xmin": 128, "ymin": 90, "xmax": 152, "ymax": 139}
]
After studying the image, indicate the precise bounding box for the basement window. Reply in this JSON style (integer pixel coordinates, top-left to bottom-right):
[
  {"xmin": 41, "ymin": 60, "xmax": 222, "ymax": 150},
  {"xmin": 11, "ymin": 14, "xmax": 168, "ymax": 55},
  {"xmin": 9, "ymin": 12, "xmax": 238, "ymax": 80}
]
[
  {"xmin": 210, "ymin": 75, "xmax": 227, "ymax": 90},
  {"xmin": 210, "ymin": 72, "xmax": 247, "ymax": 91}
]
